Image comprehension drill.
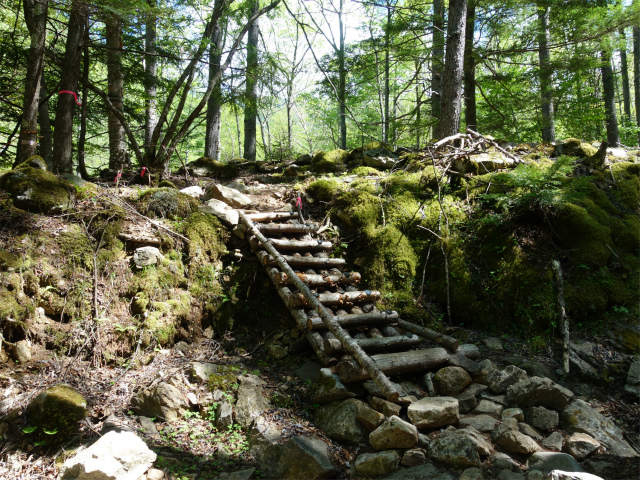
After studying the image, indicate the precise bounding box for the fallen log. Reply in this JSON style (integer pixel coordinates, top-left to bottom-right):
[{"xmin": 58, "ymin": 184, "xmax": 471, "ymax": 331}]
[
  {"xmin": 255, "ymin": 250, "xmax": 346, "ymax": 268},
  {"xmin": 245, "ymin": 211, "xmax": 298, "ymax": 222},
  {"xmin": 306, "ymin": 330, "xmax": 337, "ymax": 366},
  {"xmin": 272, "ymin": 270, "xmax": 361, "ymax": 287},
  {"xmin": 250, "ymin": 236, "xmax": 333, "ymax": 251},
  {"xmin": 255, "ymin": 222, "xmax": 319, "ymax": 234},
  {"xmin": 336, "ymin": 347, "xmax": 449, "ymax": 383},
  {"xmin": 397, "ymin": 319, "xmax": 459, "ymax": 352},
  {"xmin": 307, "ymin": 311, "xmax": 399, "ymax": 330}
]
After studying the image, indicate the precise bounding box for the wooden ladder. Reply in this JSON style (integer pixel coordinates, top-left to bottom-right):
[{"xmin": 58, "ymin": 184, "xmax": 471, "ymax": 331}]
[{"xmin": 238, "ymin": 210, "xmax": 459, "ymax": 402}]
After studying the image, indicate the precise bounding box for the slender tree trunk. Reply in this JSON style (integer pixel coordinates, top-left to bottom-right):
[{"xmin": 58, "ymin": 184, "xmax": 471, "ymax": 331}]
[
  {"xmin": 619, "ymin": 27, "xmax": 631, "ymax": 123},
  {"xmin": 106, "ymin": 17, "xmax": 128, "ymax": 169},
  {"xmin": 38, "ymin": 70, "xmax": 52, "ymax": 170},
  {"xmin": 538, "ymin": 2, "xmax": 555, "ymax": 143},
  {"xmin": 235, "ymin": 103, "xmax": 242, "ymax": 158},
  {"xmin": 634, "ymin": 25, "xmax": 640, "ymax": 146},
  {"xmin": 431, "ymin": 0, "xmax": 445, "ymax": 139},
  {"xmin": 463, "ymin": 0, "xmax": 476, "ymax": 131},
  {"xmin": 384, "ymin": 1, "xmax": 391, "ymax": 143},
  {"xmin": 338, "ymin": 0, "xmax": 347, "ymax": 149},
  {"xmin": 415, "ymin": 58, "xmax": 421, "ymax": 149},
  {"xmin": 243, "ymin": 0, "xmax": 260, "ymax": 162},
  {"xmin": 77, "ymin": 21, "xmax": 90, "ymax": 179},
  {"xmin": 601, "ymin": 49, "xmax": 621, "ymax": 147},
  {"xmin": 205, "ymin": 0, "xmax": 224, "ymax": 160},
  {"xmin": 439, "ymin": 0, "xmax": 467, "ymax": 139},
  {"xmin": 52, "ymin": 4, "xmax": 86, "ymax": 174},
  {"xmin": 144, "ymin": 1, "xmax": 158, "ymax": 166},
  {"xmin": 17, "ymin": 0, "xmax": 48, "ymax": 165}
]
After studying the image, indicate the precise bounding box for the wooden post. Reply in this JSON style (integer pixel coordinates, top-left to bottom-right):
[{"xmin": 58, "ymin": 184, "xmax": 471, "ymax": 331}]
[{"xmin": 552, "ymin": 260, "xmax": 569, "ymax": 374}]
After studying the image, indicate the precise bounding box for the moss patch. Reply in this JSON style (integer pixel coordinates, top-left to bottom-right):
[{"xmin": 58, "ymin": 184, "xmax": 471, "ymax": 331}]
[
  {"xmin": 311, "ymin": 149, "xmax": 349, "ymax": 173},
  {"xmin": 25, "ymin": 384, "xmax": 87, "ymax": 440},
  {"xmin": 0, "ymin": 166, "xmax": 74, "ymax": 214},
  {"xmin": 137, "ymin": 188, "xmax": 199, "ymax": 220},
  {"xmin": 306, "ymin": 179, "xmax": 340, "ymax": 203}
]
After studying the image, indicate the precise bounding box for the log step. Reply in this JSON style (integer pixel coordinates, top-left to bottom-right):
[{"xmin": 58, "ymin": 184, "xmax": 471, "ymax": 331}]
[
  {"xmin": 256, "ymin": 250, "xmax": 346, "ymax": 268},
  {"xmin": 271, "ymin": 269, "xmax": 361, "ymax": 288},
  {"xmin": 307, "ymin": 311, "xmax": 398, "ymax": 330},
  {"xmin": 245, "ymin": 211, "xmax": 298, "ymax": 222},
  {"xmin": 286, "ymin": 290, "xmax": 381, "ymax": 308},
  {"xmin": 325, "ymin": 333, "xmax": 421, "ymax": 354},
  {"xmin": 255, "ymin": 222, "xmax": 319, "ymax": 234},
  {"xmin": 250, "ymin": 236, "xmax": 333, "ymax": 251}
]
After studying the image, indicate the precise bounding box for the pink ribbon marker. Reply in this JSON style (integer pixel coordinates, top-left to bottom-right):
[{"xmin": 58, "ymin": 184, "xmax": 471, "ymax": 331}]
[
  {"xmin": 114, "ymin": 172, "xmax": 122, "ymax": 183},
  {"xmin": 58, "ymin": 90, "xmax": 82, "ymax": 106},
  {"xmin": 295, "ymin": 196, "xmax": 302, "ymax": 208},
  {"xmin": 141, "ymin": 167, "xmax": 147, "ymax": 177}
]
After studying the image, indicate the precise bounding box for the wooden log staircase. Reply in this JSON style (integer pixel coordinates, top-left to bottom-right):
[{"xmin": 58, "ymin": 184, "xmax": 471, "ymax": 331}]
[{"xmin": 238, "ymin": 209, "xmax": 459, "ymax": 402}]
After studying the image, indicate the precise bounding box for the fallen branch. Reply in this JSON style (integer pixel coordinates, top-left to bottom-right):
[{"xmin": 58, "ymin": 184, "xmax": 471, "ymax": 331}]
[{"xmin": 466, "ymin": 128, "xmax": 525, "ymax": 164}]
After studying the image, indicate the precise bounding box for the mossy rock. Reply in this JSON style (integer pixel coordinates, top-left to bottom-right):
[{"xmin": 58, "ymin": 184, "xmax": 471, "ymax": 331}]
[
  {"xmin": 0, "ymin": 165, "xmax": 74, "ymax": 214},
  {"xmin": 0, "ymin": 289, "xmax": 30, "ymax": 323},
  {"xmin": 186, "ymin": 157, "xmax": 240, "ymax": 179},
  {"xmin": 335, "ymin": 191, "xmax": 380, "ymax": 237},
  {"xmin": 347, "ymin": 141, "xmax": 391, "ymax": 164},
  {"xmin": 25, "ymin": 384, "xmax": 87, "ymax": 439},
  {"xmin": 306, "ymin": 179, "xmax": 340, "ymax": 203},
  {"xmin": 184, "ymin": 212, "xmax": 228, "ymax": 265},
  {"xmin": 610, "ymin": 162, "xmax": 640, "ymax": 211},
  {"xmin": 551, "ymin": 138, "xmax": 597, "ymax": 158},
  {"xmin": 207, "ymin": 365, "xmax": 240, "ymax": 392},
  {"xmin": 310, "ymin": 149, "xmax": 349, "ymax": 173},
  {"xmin": 137, "ymin": 188, "xmax": 199, "ymax": 220},
  {"xmin": 0, "ymin": 250, "xmax": 20, "ymax": 270},
  {"xmin": 158, "ymin": 180, "xmax": 178, "ymax": 189},
  {"xmin": 351, "ymin": 166, "xmax": 382, "ymax": 177},
  {"xmin": 15, "ymin": 155, "xmax": 47, "ymax": 171},
  {"xmin": 363, "ymin": 224, "xmax": 417, "ymax": 288}
]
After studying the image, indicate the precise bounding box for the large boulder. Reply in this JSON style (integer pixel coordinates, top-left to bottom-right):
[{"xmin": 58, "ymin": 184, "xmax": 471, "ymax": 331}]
[
  {"xmin": 315, "ymin": 398, "xmax": 369, "ymax": 445},
  {"xmin": 234, "ymin": 374, "xmax": 270, "ymax": 429},
  {"xmin": 369, "ymin": 415, "xmax": 419, "ymax": 450},
  {"xmin": 58, "ymin": 430, "xmax": 156, "ymax": 480},
  {"xmin": 310, "ymin": 149, "xmax": 349, "ymax": 173},
  {"xmin": 527, "ymin": 452, "xmax": 585, "ymax": 474},
  {"xmin": 199, "ymin": 198, "xmax": 240, "ymax": 227},
  {"xmin": 551, "ymin": 138, "xmax": 598, "ymax": 158},
  {"xmin": 311, "ymin": 368, "xmax": 357, "ymax": 405},
  {"xmin": 487, "ymin": 365, "xmax": 528, "ymax": 394},
  {"xmin": 185, "ymin": 157, "xmax": 240, "ymax": 178},
  {"xmin": 26, "ymin": 384, "xmax": 87, "ymax": 437},
  {"xmin": 273, "ymin": 435, "xmax": 338, "ymax": 480},
  {"xmin": 354, "ymin": 450, "xmax": 401, "ymax": 478},
  {"xmin": 505, "ymin": 377, "xmax": 573, "ymax": 410},
  {"xmin": 204, "ymin": 184, "xmax": 251, "ymax": 208},
  {"xmin": 130, "ymin": 382, "xmax": 189, "ymax": 422},
  {"xmin": 433, "ymin": 366, "xmax": 473, "ymax": 395},
  {"xmin": 407, "ymin": 397, "xmax": 459, "ymax": 430},
  {"xmin": 429, "ymin": 429, "xmax": 491, "ymax": 468}
]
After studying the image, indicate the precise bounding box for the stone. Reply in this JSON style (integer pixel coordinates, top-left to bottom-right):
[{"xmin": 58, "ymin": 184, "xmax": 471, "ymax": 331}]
[
  {"xmin": 407, "ymin": 397, "xmax": 459, "ymax": 430},
  {"xmin": 381, "ymin": 463, "xmax": 441, "ymax": 480},
  {"xmin": 492, "ymin": 418, "xmax": 518, "ymax": 442},
  {"xmin": 456, "ymin": 390, "xmax": 479, "ymax": 414},
  {"xmin": 369, "ymin": 395, "xmax": 402, "ymax": 417},
  {"xmin": 496, "ymin": 429, "xmax": 543, "ymax": 454},
  {"xmin": 268, "ymin": 344, "xmax": 287, "ymax": 359},
  {"xmin": 565, "ymin": 432, "xmax": 600, "ymax": 460},
  {"xmin": 362, "ymin": 379, "xmax": 404, "ymax": 398},
  {"xmin": 483, "ymin": 337, "xmax": 504, "ymax": 350},
  {"xmin": 526, "ymin": 406, "xmax": 559, "ymax": 431},
  {"xmin": 560, "ymin": 399, "xmax": 638, "ymax": 458},
  {"xmin": 189, "ymin": 362, "xmax": 218, "ymax": 383},
  {"xmin": 138, "ymin": 416, "xmax": 159, "ymax": 439},
  {"xmin": 355, "ymin": 450, "xmax": 401, "ymax": 477},
  {"xmin": 145, "ymin": 468, "xmax": 165, "ymax": 480},
  {"xmin": 58, "ymin": 431, "xmax": 156, "ymax": 480},
  {"xmin": 401, "ymin": 448, "xmax": 427, "ymax": 467},
  {"xmin": 458, "ymin": 343, "xmax": 481, "ymax": 360},
  {"xmin": 429, "ymin": 429, "xmax": 490, "ymax": 468},
  {"xmin": 247, "ymin": 416, "xmax": 283, "ymax": 467},
  {"xmin": 234, "ymin": 374, "xmax": 270, "ymax": 429},
  {"xmin": 551, "ymin": 138, "xmax": 597, "ymax": 158},
  {"xmin": 624, "ymin": 359, "xmax": 640, "ymax": 398},
  {"xmin": 549, "ymin": 472, "xmax": 605, "ymax": 480},
  {"xmin": 584, "ymin": 454, "xmax": 639, "ymax": 479},
  {"xmin": 459, "ymin": 414, "xmax": 499, "ymax": 432},
  {"xmin": 474, "ymin": 359, "xmax": 500, "ymax": 384},
  {"xmin": 275, "ymin": 435, "xmax": 338, "ymax": 480},
  {"xmin": 357, "ymin": 404, "xmax": 385, "ymax": 431},
  {"xmin": 479, "ymin": 390, "xmax": 507, "ymax": 405},
  {"xmin": 26, "ymin": 384, "xmax": 87, "ymax": 437},
  {"xmin": 542, "ymin": 431, "xmax": 564, "ymax": 451},
  {"xmin": 216, "ymin": 469, "xmax": 256, "ymax": 480},
  {"xmin": 460, "ymin": 467, "xmax": 484, "ymax": 480},
  {"xmin": 487, "ymin": 365, "xmax": 528, "ymax": 394},
  {"xmin": 502, "ymin": 408, "xmax": 524, "ymax": 422},
  {"xmin": 204, "ymin": 183, "xmax": 251, "ymax": 208},
  {"xmin": 131, "ymin": 382, "xmax": 189, "ymax": 423},
  {"xmin": 491, "ymin": 452, "xmax": 521, "ymax": 472},
  {"xmin": 474, "ymin": 399, "xmax": 503, "ymax": 416},
  {"xmin": 215, "ymin": 397, "xmax": 233, "ymax": 430},
  {"xmin": 370, "ymin": 415, "xmax": 419, "ymax": 450},
  {"xmin": 199, "ymin": 198, "xmax": 240, "ymax": 227},
  {"xmin": 448, "ymin": 353, "xmax": 482, "ymax": 376},
  {"xmin": 133, "ymin": 246, "xmax": 164, "ymax": 269},
  {"xmin": 12, "ymin": 340, "xmax": 31, "ymax": 364},
  {"xmin": 179, "ymin": 186, "xmax": 204, "ymax": 198},
  {"xmin": 315, "ymin": 398, "xmax": 369, "ymax": 445},
  {"xmin": 505, "ymin": 377, "xmax": 574, "ymax": 410},
  {"xmin": 518, "ymin": 422, "xmax": 544, "ymax": 441},
  {"xmin": 527, "ymin": 471, "xmax": 545, "ymax": 480},
  {"xmin": 527, "ymin": 452, "xmax": 585, "ymax": 474},
  {"xmin": 520, "ymin": 361, "xmax": 555, "ymax": 380},
  {"xmin": 295, "ymin": 360, "xmax": 321, "ymax": 382},
  {"xmin": 225, "ymin": 181, "xmax": 250, "ymax": 193},
  {"xmin": 496, "ymin": 471, "xmax": 525, "ymax": 480},
  {"xmin": 433, "ymin": 366, "xmax": 473, "ymax": 395}
]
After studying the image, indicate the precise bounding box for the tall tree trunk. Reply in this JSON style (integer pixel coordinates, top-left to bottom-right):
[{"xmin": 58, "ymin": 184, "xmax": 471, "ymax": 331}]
[
  {"xmin": 619, "ymin": 27, "xmax": 631, "ymax": 123},
  {"xmin": 17, "ymin": 0, "xmax": 48, "ymax": 165},
  {"xmin": 144, "ymin": 1, "xmax": 158, "ymax": 167},
  {"xmin": 538, "ymin": 2, "xmax": 555, "ymax": 142},
  {"xmin": 415, "ymin": 58, "xmax": 421, "ymax": 149},
  {"xmin": 384, "ymin": 1, "xmax": 391, "ymax": 143},
  {"xmin": 338, "ymin": 0, "xmax": 347, "ymax": 149},
  {"xmin": 52, "ymin": 3, "xmax": 86, "ymax": 174},
  {"xmin": 431, "ymin": 0, "xmax": 445, "ymax": 139},
  {"xmin": 439, "ymin": 0, "xmax": 467, "ymax": 139},
  {"xmin": 463, "ymin": 0, "xmax": 476, "ymax": 131},
  {"xmin": 205, "ymin": 0, "xmax": 224, "ymax": 160},
  {"xmin": 77, "ymin": 21, "xmax": 90, "ymax": 179},
  {"xmin": 38, "ymin": 69, "xmax": 52, "ymax": 170},
  {"xmin": 634, "ymin": 25, "xmax": 640, "ymax": 146},
  {"xmin": 106, "ymin": 17, "xmax": 128, "ymax": 169},
  {"xmin": 601, "ymin": 49, "xmax": 621, "ymax": 147},
  {"xmin": 243, "ymin": 0, "xmax": 260, "ymax": 162}
]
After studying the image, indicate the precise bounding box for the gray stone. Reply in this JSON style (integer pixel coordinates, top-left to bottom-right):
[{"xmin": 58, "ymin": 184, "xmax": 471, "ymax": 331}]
[
  {"xmin": 521, "ymin": 361, "xmax": 555, "ymax": 380},
  {"xmin": 519, "ymin": 422, "xmax": 544, "ymax": 441},
  {"xmin": 458, "ymin": 343, "xmax": 482, "ymax": 360},
  {"xmin": 502, "ymin": 408, "xmax": 525, "ymax": 422},
  {"xmin": 456, "ymin": 390, "xmax": 479, "ymax": 414},
  {"xmin": 355, "ymin": 450, "xmax": 401, "ymax": 477},
  {"xmin": 224, "ymin": 181, "xmax": 250, "ymax": 193},
  {"xmin": 474, "ymin": 359, "xmax": 500, "ymax": 384},
  {"xmin": 560, "ymin": 399, "xmax": 638, "ymax": 458},
  {"xmin": 247, "ymin": 416, "xmax": 282, "ymax": 467},
  {"xmin": 487, "ymin": 365, "xmax": 528, "ymax": 394},
  {"xmin": 527, "ymin": 471, "xmax": 545, "ymax": 480},
  {"xmin": 138, "ymin": 416, "xmax": 159, "ymax": 439},
  {"xmin": 26, "ymin": 384, "xmax": 87, "ymax": 436},
  {"xmin": 496, "ymin": 429, "xmax": 543, "ymax": 454},
  {"xmin": 479, "ymin": 390, "xmax": 507, "ymax": 405},
  {"xmin": 506, "ymin": 377, "xmax": 574, "ymax": 410},
  {"xmin": 13, "ymin": 340, "xmax": 31, "ymax": 364},
  {"xmin": 276, "ymin": 435, "xmax": 338, "ymax": 480},
  {"xmin": 407, "ymin": 397, "xmax": 459, "ymax": 430},
  {"xmin": 357, "ymin": 404, "xmax": 385, "ymax": 431},
  {"xmin": 542, "ymin": 431, "xmax": 564, "ymax": 451},
  {"xmin": 133, "ymin": 246, "xmax": 164, "ymax": 268},
  {"xmin": 131, "ymin": 382, "xmax": 189, "ymax": 422},
  {"xmin": 527, "ymin": 406, "xmax": 559, "ymax": 431},
  {"xmin": 0, "ymin": 165, "xmax": 74, "ymax": 214},
  {"xmin": 370, "ymin": 415, "xmax": 419, "ymax": 450},
  {"xmin": 234, "ymin": 374, "xmax": 270, "ymax": 429},
  {"xmin": 311, "ymin": 368, "xmax": 356, "ymax": 404},
  {"xmin": 370, "ymin": 395, "xmax": 402, "ymax": 417},
  {"xmin": 295, "ymin": 360, "xmax": 321, "ymax": 382},
  {"xmin": 199, "ymin": 198, "xmax": 240, "ymax": 227},
  {"xmin": 179, "ymin": 186, "xmax": 204, "ymax": 198},
  {"xmin": 429, "ymin": 429, "xmax": 489, "ymax": 468},
  {"xmin": 624, "ymin": 359, "xmax": 640, "ymax": 397},
  {"xmin": 565, "ymin": 432, "xmax": 600, "ymax": 460},
  {"xmin": 401, "ymin": 448, "xmax": 427, "ymax": 467},
  {"xmin": 491, "ymin": 452, "xmax": 521, "ymax": 472},
  {"xmin": 216, "ymin": 468, "xmax": 256, "ymax": 480},
  {"xmin": 205, "ymin": 183, "xmax": 251, "ymax": 208},
  {"xmin": 315, "ymin": 398, "xmax": 369, "ymax": 445},
  {"xmin": 459, "ymin": 415, "xmax": 499, "ymax": 432},
  {"xmin": 189, "ymin": 362, "xmax": 218, "ymax": 383},
  {"xmin": 362, "ymin": 379, "xmax": 404, "ymax": 398},
  {"xmin": 448, "ymin": 354, "xmax": 481, "ymax": 376},
  {"xmin": 145, "ymin": 468, "xmax": 165, "ymax": 480},
  {"xmin": 474, "ymin": 399, "xmax": 503, "ymax": 415},
  {"xmin": 497, "ymin": 471, "xmax": 525, "ymax": 480},
  {"xmin": 584, "ymin": 454, "xmax": 640, "ymax": 479},
  {"xmin": 215, "ymin": 397, "xmax": 233, "ymax": 430},
  {"xmin": 483, "ymin": 337, "xmax": 504, "ymax": 350},
  {"xmin": 460, "ymin": 467, "xmax": 484, "ymax": 480},
  {"xmin": 59, "ymin": 431, "xmax": 156, "ymax": 480},
  {"xmin": 549, "ymin": 472, "xmax": 604, "ymax": 480},
  {"xmin": 434, "ymin": 366, "xmax": 473, "ymax": 395},
  {"xmin": 527, "ymin": 452, "xmax": 585, "ymax": 474}
]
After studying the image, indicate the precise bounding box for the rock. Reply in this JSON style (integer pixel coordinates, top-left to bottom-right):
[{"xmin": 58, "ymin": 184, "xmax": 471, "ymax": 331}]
[
  {"xmin": 138, "ymin": 416, "xmax": 159, "ymax": 439},
  {"xmin": 474, "ymin": 359, "xmax": 500, "ymax": 384},
  {"xmin": 456, "ymin": 390, "xmax": 479, "ymax": 414},
  {"xmin": 542, "ymin": 431, "xmax": 564, "ymax": 451},
  {"xmin": 381, "ymin": 463, "xmax": 441, "ymax": 479},
  {"xmin": 479, "ymin": 390, "xmax": 507, "ymax": 405},
  {"xmin": 189, "ymin": 362, "xmax": 218, "ymax": 383},
  {"xmin": 584, "ymin": 454, "xmax": 640, "ymax": 479},
  {"xmin": 204, "ymin": 183, "xmax": 251, "ymax": 208},
  {"xmin": 518, "ymin": 422, "xmax": 544, "ymax": 441},
  {"xmin": 551, "ymin": 138, "xmax": 597, "ymax": 158},
  {"xmin": 179, "ymin": 186, "xmax": 204, "ymax": 198},
  {"xmin": 433, "ymin": 366, "xmax": 473, "ymax": 395},
  {"xmin": 624, "ymin": 359, "xmax": 640, "ymax": 398},
  {"xmin": 459, "ymin": 414, "xmax": 499, "ymax": 432},
  {"xmin": 460, "ymin": 467, "xmax": 484, "ymax": 480},
  {"xmin": 492, "ymin": 417, "xmax": 518, "ymax": 441},
  {"xmin": 362, "ymin": 379, "xmax": 404, "ymax": 398},
  {"xmin": 225, "ymin": 181, "xmax": 250, "ymax": 193},
  {"xmin": 549, "ymin": 472, "xmax": 604, "ymax": 480},
  {"xmin": 565, "ymin": 432, "xmax": 600, "ymax": 460},
  {"xmin": 58, "ymin": 430, "xmax": 156, "ymax": 480},
  {"xmin": 568, "ymin": 341, "xmax": 601, "ymax": 380},
  {"xmin": 268, "ymin": 343, "xmax": 287, "ymax": 359},
  {"xmin": 362, "ymin": 147, "xmax": 399, "ymax": 170},
  {"xmin": 474, "ymin": 399, "xmax": 503, "ymax": 416},
  {"xmin": 145, "ymin": 468, "xmax": 165, "ymax": 480},
  {"xmin": 429, "ymin": 429, "xmax": 490, "ymax": 468},
  {"xmin": 487, "ymin": 365, "xmax": 528, "ymax": 394},
  {"xmin": 247, "ymin": 416, "xmax": 283, "ymax": 467},
  {"xmin": 369, "ymin": 395, "xmax": 402, "ymax": 417},
  {"xmin": 185, "ymin": 158, "xmax": 240, "ymax": 178},
  {"xmin": 215, "ymin": 397, "xmax": 233, "ymax": 430},
  {"xmin": 216, "ymin": 469, "xmax": 256, "ymax": 480},
  {"xmin": 502, "ymin": 408, "xmax": 524, "ymax": 422},
  {"xmin": 505, "ymin": 377, "xmax": 574, "ymax": 410},
  {"xmin": 496, "ymin": 429, "xmax": 543, "ymax": 454},
  {"xmin": 520, "ymin": 361, "xmax": 555, "ymax": 380},
  {"xmin": 25, "ymin": 384, "xmax": 86, "ymax": 439},
  {"xmin": 369, "ymin": 415, "xmax": 419, "ymax": 450},
  {"xmin": 355, "ymin": 450, "xmax": 401, "ymax": 477},
  {"xmin": 407, "ymin": 397, "xmax": 459, "ymax": 430},
  {"xmin": 357, "ymin": 404, "xmax": 385, "ymax": 431},
  {"xmin": 448, "ymin": 353, "xmax": 482, "ymax": 376},
  {"xmin": 527, "ymin": 471, "xmax": 545, "ymax": 480},
  {"xmin": 12, "ymin": 340, "xmax": 31, "ymax": 364},
  {"xmin": 311, "ymin": 368, "xmax": 356, "ymax": 405},
  {"xmin": 496, "ymin": 470, "xmax": 525, "ymax": 480},
  {"xmin": 295, "ymin": 153, "xmax": 314, "ymax": 166},
  {"xmin": 295, "ymin": 360, "xmax": 321, "ymax": 382},
  {"xmin": 199, "ymin": 198, "xmax": 240, "ymax": 227},
  {"xmin": 234, "ymin": 374, "xmax": 270, "ymax": 429},
  {"xmin": 491, "ymin": 452, "xmax": 521, "ymax": 472},
  {"xmin": 458, "ymin": 343, "xmax": 481, "ymax": 360},
  {"xmin": 401, "ymin": 448, "xmax": 427, "ymax": 467},
  {"xmin": 275, "ymin": 435, "xmax": 338, "ymax": 480},
  {"xmin": 131, "ymin": 382, "xmax": 189, "ymax": 422},
  {"xmin": 315, "ymin": 398, "xmax": 369, "ymax": 445},
  {"xmin": 133, "ymin": 246, "xmax": 164, "ymax": 269},
  {"xmin": 527, "ymin": 452, "xmax": 585, "ymax": 474},
  {"xmin": 526, "ymin": 406, "xmax": 559, "ymax": 431},
  {"xmin": 483, "ymin": 337, "xmax": 504, "ymax": 350}
]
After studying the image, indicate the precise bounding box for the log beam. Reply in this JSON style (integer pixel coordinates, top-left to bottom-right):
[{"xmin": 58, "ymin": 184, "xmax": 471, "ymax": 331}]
[
  {"xmin": 255, "ymin": 250, "xmax": 346, "ymax": 268},
  {"xmin": 307, "ymin": 311, "xmax": 399, "ymax": 330},
  {"xmin": 397, "ymin": 319, "xmax": 459, "ymax": 352},
  {"xmin": 250, "ymin": 236, "xmax": 333, "ymax": 251},
  {"xmin": 271, "ymin": 269, "xmax": 361, "ymax": 287},
  {"xmin": 255, "ymin": 223, "xmax": 319, "ymax": 234}
]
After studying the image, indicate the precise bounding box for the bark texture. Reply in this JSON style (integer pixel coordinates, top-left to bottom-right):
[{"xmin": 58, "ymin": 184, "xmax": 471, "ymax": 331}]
[
  {"xmin": 144, "ymin": 1, "xmax": 158, "ymax": 167},
  {"xmin": 431, "ymin": 0, "xmax": 445, "ymax": 139},
  {"xmin": 601, "ymin": 49, "xmax": 620, "ymax": 147},
  {"xmin": 538, "ymin": 3, "xmax": 555, "ymax": 143},
  {"xmin": 463, "ymin": 0, "xmax": 476, "ymax": 131},
  {"xmin": 243, "ymin": 0, "xmax": 260, "ymax": 162},
  {"xmin": 106, "ymin": 18, "xmax": 129, "ymax": 169},
  {"xmin": 205, "ymin": 0, "xmax": 225, "ymax": 160}
]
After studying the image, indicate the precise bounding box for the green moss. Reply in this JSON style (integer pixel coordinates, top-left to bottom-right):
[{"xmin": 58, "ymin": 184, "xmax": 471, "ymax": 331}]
[
  {"xmin": 336, "ymin": 191, "xmax": 380, "ymax": 238},
  {"xmin": 138, "ymin": 188, "xmax": 199, "ymax": 220},
  {"xmin": 0, "ymin": 289, "xmax": 29, "ymax": 321},
  {"xmin": 207, "ymin": 365, "xmax": 240, "ymax": 393},
  {"xmin": 385, "ymin": 171, "xmax": 422, "ymax": 195},
  {"xmin": 609, "ymin": 162, "xmax": 640, "ymax": 210},
  {"xmin": 25, "ymin": 384, "xmax": 87, "ymax": 440},
  {"xmin": 158, "ymin": 180, "xmax": 178, "ymax": 189},
  {"xmin": 352, "ymin": 166, "xmax": 382, "ymax": 177},
  {"xmin": 189, "ymin": 158, "xmax": 240, "ymax": 179},
  {"xmin": 184, "ymin": 212, "xmax": 228, "ymax": 265},
  {"xmin": 0, "ymin": 250, "xmax": 20, "ymax": 270},
  {"xmin": 58, "ymin": 225, "xmax": 94, "ymax": 270},
  {"xmin": 311, "ymin": 149, "xmax": 349, "ymax": 173},
  {"xmin": 347, "ymin": 141, "xmax": 390, "ymax": 164},
  {"xmin": 0, "ymin": 166, "xmax": 74, "ymax": 214},
  {"xmin": 363, "ymin": 225, "xmax": 417, "ymax": 288},
  {"xmin": 306, "ymin": 179, "xmax": 340, "ymax": 203},
  {"xmin": 554, "ymin": 138, "xmax": 597, "ymax": 158}
]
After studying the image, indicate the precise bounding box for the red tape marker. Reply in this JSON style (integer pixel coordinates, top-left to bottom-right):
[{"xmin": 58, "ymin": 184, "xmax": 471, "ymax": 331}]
[
  {"xmin": 141, "ymin": 167, "xmax": 147, "ymax": 177},
  {"xmin": 295, "ymin": 196, "xmax": 302, "ymax": 208},
  {"xmin": 114, "ymin": 172, "xmax": 122, "ymax": 183},
  {"xmin": 58, "ymin": 90, "xmax": 82, "ymax": 106}
]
